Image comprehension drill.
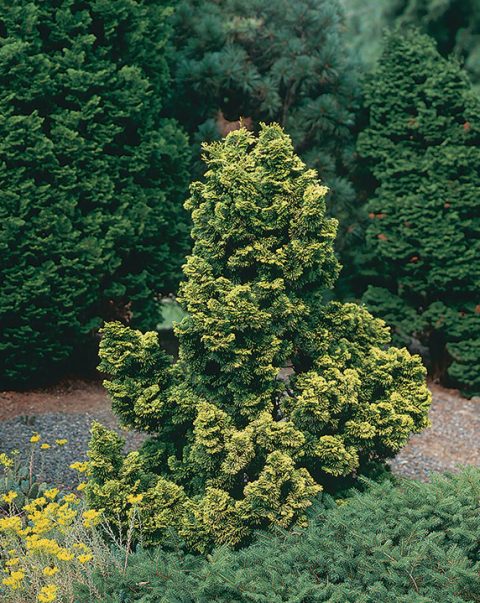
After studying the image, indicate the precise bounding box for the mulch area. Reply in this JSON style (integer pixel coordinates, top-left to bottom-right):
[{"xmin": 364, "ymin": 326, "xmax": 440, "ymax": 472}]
[{"xmin": 0, "ymin": 379, "xmax": 478, "ymax": 486}]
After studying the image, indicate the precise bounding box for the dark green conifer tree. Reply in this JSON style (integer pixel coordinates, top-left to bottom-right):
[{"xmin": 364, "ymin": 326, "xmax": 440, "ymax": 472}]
[
  {"xmin": 169, "ymin": 0, "xmax": 359, "ymax": 249},
  {"xmin": 400, "ymin": 0, "xmax": 480, "ymax": 89},
  {"xmin": 342, "ymin": 0, "xmax": 480, "ymax": 89},
  {"xmin": 357, "ymin": 29, "xmax": 480, "ymax": 392},
  {"xmin": 87, "ymin": 125, "xmax": 430, "ymax": 551},
  {"xmin": 0, "ymin": 0, "xmax": 190, "ymax": 386}
]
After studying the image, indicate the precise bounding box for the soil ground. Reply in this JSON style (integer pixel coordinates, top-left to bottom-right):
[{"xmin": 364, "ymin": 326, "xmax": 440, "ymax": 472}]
[
  {"xmin": 0, "ymin": 379, "xmax": 478, "ymax": 483},
  {"xmin": 0, "ymin": 379, "xmax": 109, "ymax": 422}
]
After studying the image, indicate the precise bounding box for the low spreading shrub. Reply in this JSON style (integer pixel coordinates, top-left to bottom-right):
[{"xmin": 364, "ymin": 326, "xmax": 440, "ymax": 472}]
[
  {"xmin": 76, "ymin": 468, "xmax": 480, "ymax": 602},
  {"xmin": 4, "ymin": 434, "xmax": 478, "ymax": 602}
]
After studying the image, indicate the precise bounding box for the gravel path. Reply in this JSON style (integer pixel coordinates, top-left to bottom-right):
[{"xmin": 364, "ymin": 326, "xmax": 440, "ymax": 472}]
[
  {"xmin": 0, "ymin": 411, "xmax": 146, "ymax": 489},
  {"xmin": 389, "ymin": 383, "xmax": 480, "ymax": 480},
  {"xmin": 0, "ymin": 380, "xmax": 478, "ymax": 487},
  {"xmin": 0, "ymin": 381, "xmax": 145, "ymax": 488}
]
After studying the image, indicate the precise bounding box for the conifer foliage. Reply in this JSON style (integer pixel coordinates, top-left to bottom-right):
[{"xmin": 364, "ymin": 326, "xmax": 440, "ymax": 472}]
[
  {"xmin": 78, "ymin": 469, "xmax": 480, "ymax": 602},
  {"xmin": 342, "ymin": 0, "xmax": 480, "ymax": 91},
  {"xmin": 90, "ymin": 125, "xmax": 430, "ymax": 551},
  {"xmin": 0, "ymin": 0, "xmax": 190, "ymax": 386},
  {"xmin": 169, "ymin": 0, "xmax": 358, "ymax": 245},
  {"xmin": 400, "ymin": 0, "xmax": 480, "ymax": 89},
  {"xmin": 358, "ymin": 29, "xmax": 480, "ymax": 393}
]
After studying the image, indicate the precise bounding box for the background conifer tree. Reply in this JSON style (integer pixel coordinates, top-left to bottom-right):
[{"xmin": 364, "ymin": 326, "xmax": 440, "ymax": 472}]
[
  {"xmin": 357, "ymin": 29, "xmax": 480, "ymax": 392},
  {"xmin": 0, "ymin": 0, "xmax": 190, "ymax": 386},
  {"xmin": 342, "ymin": 0, "xmax": 480, "ymax": 89},
  {"xmin": 168, "ymin": 0, "xmax": 359, "ymax": 251},
  {"xmin": 400, "ymin": 0, "xmax": 480, "ymax": 89},
  {"xmin": 88, "ymin": 125, "xmax": 430, "ymax": 551}
]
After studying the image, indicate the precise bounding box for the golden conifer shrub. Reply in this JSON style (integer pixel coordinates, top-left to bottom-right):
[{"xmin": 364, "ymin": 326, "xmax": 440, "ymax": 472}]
[{"xmin": 88, "ymin": 125, "xmax": 431, "ymax": 551}]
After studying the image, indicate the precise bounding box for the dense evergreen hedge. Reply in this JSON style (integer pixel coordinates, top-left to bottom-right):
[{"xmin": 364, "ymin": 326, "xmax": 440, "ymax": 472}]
[
  {"xmin": 357, "ymin": 29, "xmax": 480, "ymax": 393},
  {"xmin": 77, "ymin": 468, "xmax": 480, "ymax": 602},
  {"xmin": 0, "ymin": 0, "xmax": 190, "ymax": 386}
]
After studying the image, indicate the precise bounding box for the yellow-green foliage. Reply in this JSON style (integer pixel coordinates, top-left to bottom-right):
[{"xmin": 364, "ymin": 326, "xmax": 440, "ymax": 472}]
[{"xmin": 88, "ymin": 125, "xmax": 431, "ymax": 551}]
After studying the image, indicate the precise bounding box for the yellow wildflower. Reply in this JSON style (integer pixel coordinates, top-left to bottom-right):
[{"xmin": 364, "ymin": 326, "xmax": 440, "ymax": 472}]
[
  {"xmin": 24, "ymin": 496, "xmax": 47, "ymax": 510},
  {"xmin": 41, "ymin": 443, "xmax": 51, "ymax": 450},
  {"xmin": 28, "ymin": 508, "xmax": 53, "ymax": 534},
  {"xmin": 2, "ymin": 490, "xmax": 18, "ymax": 504},
  {"xmin": 2, "ymin": 570, "xmax": 25, "ymax": 589},
  {"xmin": 76, "ymin": 482, "xmax": 86, "ymax": 492},
  {"xmin": 44, "ymin": 488, "xmax": 59, "ymax": 500},
  {"xmin": 24, "ymin": 501, "xmax": 37, "ymax": 513},
  {"xmin": 55, "ymin": 439, "xmax": 68, "ymax": 446},
  {"xmin": 43, "ymin": 566, "xmax": 59, "ymax": 577},
  {"xmin": 0, "ymin": 515, "xmax": 22, "ymax": 533},
  {"xmin": 57, "ymin": 502, "xmax": 77, "ymax": 526},
  {"xmin": 26, "ymin": 536, "xmax": 61, "ymax": 556},
  {"xmin": 82, "ymin": 509, "xmax": 101, "ymax": 528},
  {"xmin": 31, "ymin": 520, "xmax": 52, "ymax": 535},
  {"xmin": 73, "ymin": 542, "xmax": 90, "ymax": 552},
  {"xmin": 77, "ymin": 553, "xmax": 93, "ymax": 564},
  {"xmin": 0, "ymin": 453, "xmax": 13, "ymax": 468},
  {"xmin": 5, "ymin": 558, "xmax": 20, "ymax": 567},
  {"xmin": 69, "ymin": 461, "xmax": 88, "ymax": 473},
  {"xmin": 30, "ymin": 433, "xmax": 41, "ymax": 443},
  {"xmin": 56, "ymin": 549, "xmax": 74, "ymax": 561},
  {"xmin": 38, "ymin": 584, "xmax": 58, "ymax": 602},
  {"xmin": 126, "ymin": 493, "xmax": 144, "ymax": 505},
  {"xmin": 17, "ymin": 525, "xmax": 33, "ymax": 537},
  {"xmin": 62, "ymin": 493, "xmax": 77, "ymax": 504}
]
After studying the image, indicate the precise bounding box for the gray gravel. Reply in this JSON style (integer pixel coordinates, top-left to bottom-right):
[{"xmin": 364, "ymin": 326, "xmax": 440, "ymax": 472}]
[
  {"xmin": 0, "ymin": 411, "xmax": 145, "ymax": 489},
  {"xmin": 0, "ymin": 382, "xmax": 478, "ymax": 488},
  {"xmin": 389, "ymin": 384, "xmax": 480, "ymax": 481}
]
